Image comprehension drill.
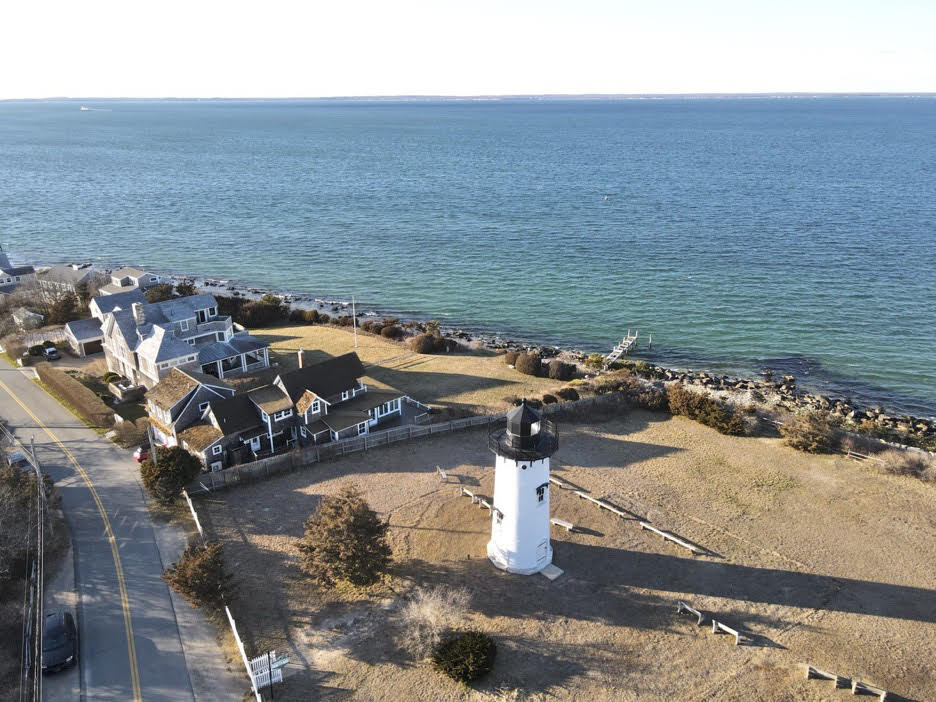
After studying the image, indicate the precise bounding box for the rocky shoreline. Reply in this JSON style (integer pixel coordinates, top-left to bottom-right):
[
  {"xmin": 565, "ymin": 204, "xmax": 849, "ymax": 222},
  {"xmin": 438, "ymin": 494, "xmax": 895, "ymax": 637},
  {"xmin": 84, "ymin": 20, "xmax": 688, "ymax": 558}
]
[{"xmin": 117, "ymin": 267, "xmax": 936, "ymax": 444}]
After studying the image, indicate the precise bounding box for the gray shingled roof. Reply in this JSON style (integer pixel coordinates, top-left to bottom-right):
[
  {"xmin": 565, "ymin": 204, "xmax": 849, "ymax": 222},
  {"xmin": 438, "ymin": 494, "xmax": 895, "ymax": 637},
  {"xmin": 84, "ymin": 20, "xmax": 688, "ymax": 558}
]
[
  {"xmin": 65, "ymin": 317, "xmax": 103, "ymax": 341},
  {"xmin": 210, "ymin": 395, "xmax": 263, "ymax": 435},
  {"xmin": 141, "ymin": 294, "xmax": 216, "ymax": 325},
  {"xmin": 0, "ymin": 265, "xmax": 35, "ymax": 277},
  {"xmin": 40, "ymin": 264, "xmax": 94, "ymax": 285},
  {"xmin": 277, "ymin": 352, "xmax": 365, "ymax": 403},
  {"xmin": 92, "ymin": 288, "xmax": 146, "ymax": 315},
  {"xmin": 198, "ymin": 336, "xmax": 269, "ymax": 364}
]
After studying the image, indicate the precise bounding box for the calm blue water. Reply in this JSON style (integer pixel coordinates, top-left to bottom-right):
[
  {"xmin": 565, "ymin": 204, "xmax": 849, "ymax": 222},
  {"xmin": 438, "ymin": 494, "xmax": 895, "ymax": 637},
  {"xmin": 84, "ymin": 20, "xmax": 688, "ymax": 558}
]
[{"xmin": 1, "ymin": 98, "xmax": 934, "ymax": 415}]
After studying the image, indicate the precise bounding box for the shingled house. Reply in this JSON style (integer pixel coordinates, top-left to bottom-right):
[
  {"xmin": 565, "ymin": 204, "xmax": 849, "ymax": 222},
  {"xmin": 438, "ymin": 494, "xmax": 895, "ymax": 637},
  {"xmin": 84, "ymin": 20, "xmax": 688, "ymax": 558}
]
[
  {"xmin": 145, "ymin": 368, "xmax": 235, "ymax": 447},
  {"xmin": 99, "ymin": 267, "xmax": 163, "ymax": 295},
  {"xmin": 98, "ymin": 292, "xmax": 269, "ymax": 389},
  {"xmin": 147, "ymin": 351, "xmax": 414, "ymax": 470},
  {"xmin": 0, "ymin": 246, "xmax": 37, "ymax": 296}
]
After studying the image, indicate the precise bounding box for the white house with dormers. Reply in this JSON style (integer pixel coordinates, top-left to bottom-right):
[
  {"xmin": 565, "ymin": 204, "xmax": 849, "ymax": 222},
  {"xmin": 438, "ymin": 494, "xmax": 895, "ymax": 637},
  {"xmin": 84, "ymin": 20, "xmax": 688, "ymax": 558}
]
[
  {"xmin": 98, "ymin": 266, "xmax": 164, "ymax": 295},
  {"xmin": 98, "ymin": 292, "xmax": 269, "ymax": 389}
]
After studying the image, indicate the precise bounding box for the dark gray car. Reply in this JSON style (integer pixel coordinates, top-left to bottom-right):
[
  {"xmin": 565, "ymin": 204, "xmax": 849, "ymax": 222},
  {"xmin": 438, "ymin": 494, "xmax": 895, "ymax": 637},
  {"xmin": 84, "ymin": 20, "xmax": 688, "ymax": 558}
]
[{"xmin": 42, "ymin": 611, "xmax": 77, "ymax": 673}]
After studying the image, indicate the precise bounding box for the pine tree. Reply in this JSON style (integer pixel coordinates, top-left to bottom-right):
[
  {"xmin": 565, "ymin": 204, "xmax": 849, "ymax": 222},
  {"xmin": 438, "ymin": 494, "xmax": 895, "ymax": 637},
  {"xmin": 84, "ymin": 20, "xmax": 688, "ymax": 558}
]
[
  {"xmin": 140, "ymin": 446, "xmax": 202, "ymax": 505},
  {"xmin": 298, "ymin": 484, "xmax": 391, "ymax": 587}
]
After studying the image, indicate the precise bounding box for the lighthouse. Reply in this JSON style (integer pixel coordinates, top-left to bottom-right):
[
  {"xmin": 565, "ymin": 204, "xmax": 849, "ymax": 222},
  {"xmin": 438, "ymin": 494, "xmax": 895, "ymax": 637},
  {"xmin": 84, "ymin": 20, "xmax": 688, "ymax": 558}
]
[{"xmin": 487, "ymin": 401, "xmax": 560, "ymax": 575}]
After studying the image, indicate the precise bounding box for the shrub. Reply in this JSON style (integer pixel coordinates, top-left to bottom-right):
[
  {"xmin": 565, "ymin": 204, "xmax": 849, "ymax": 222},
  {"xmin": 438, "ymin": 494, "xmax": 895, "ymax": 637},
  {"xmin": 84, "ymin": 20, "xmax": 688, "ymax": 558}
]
[
  {"xmin": 524, "ymin": 398, "xmax": 543, "ymax": 409},
  {"xmin": 47, "ymin": 292, "xmax": 82, "ymax": 324},
  {"xmin": 28, "ymin": 344, "xmax": 44, "ymax": 356},
  {"xmin": 174, "ymin": 282, "xmax": 196, "ymax": 297},
  {"xmin": 144, "ymin": 284, "xmax": 175, "ymax": 304},
  {"xmin": 541, "ymin": 394, "xmax": 557, "ymax": 405},
  {"xmin": 303, "ymin": 308, "xmax": 321, "ymax": 324},
  {"xmin": 876, "ymin": 449, "xmax": 934, "ymax": 480},
  {"xmin": 432, "ymin": 630, "xmax": 496, "ymax": 684},
  {"xmin": 585, "ymin": 353, "xmax": 605, "ymax": 370},
  {"xmin": 42, "ymin": 339, "xmax": 57, "ymax": 349},
  {"xmin": 162, "ymin": 541, "xmax": 230, "ymax": 609},
  {"xmin": 666, "ymin": 384, "xmax": 746, "ymax": 436},
  {"xmin": 35, "ymin": 362, "xmax": 115, "ymax": 428},
  {"xmin": 547, "ymin": 359, "xmax": 574, "ymax": 381},
  {"xmin": 298, "ymin": 484, "xmax": 391, "ymax": 587},
  {"xmin": 555, "ymin": 387, "xmax": 580, "ymax": 402},
  {"xmin": 410, "ymin": 334, "xmax": 442, "ymax": 354},
  {"xmin": 618, "ymin": 374, "xmax": 667, "ymax": 411},
  {"xmin": 514, "ymin": 353, "xmax": 542, "ymax": 377},
  {"xmin": 318, "ymin": 313, "xmax": 331, "ymax": 324},
  {"xmin": 337, "ymin": 315, "xmax": 355, "ymax": 327},
  {"xmin": 381, "ymin": 325, "xmax": 403, "ymax": 340},
  {"xmin": 102, "ymin": 371, "xmax": 121, "ymax": 383},
  {"xmin": 289, "ymin": 308, "xmax": 307, "ymax": 323},
  {"xmin": 504, "ymin": 396, "xmax": 523, "ymax": 406},
  {"xmin": 779, "ymin": 411, "xmax": 839, "ymax": 453},
  {"xmin": 398, "ymin": 586, "xmax": 471, "ymax": 660},
  {"xmin": 502, "ymin": 350, "xmax": 519, "ymax": 366},
  {"xmin": 140, "ymin": 446, "xmax": 203, "ymax": 505},
  {"xmin": 360, "ymin": 320, "xmax": 379, "ymax": 333}
]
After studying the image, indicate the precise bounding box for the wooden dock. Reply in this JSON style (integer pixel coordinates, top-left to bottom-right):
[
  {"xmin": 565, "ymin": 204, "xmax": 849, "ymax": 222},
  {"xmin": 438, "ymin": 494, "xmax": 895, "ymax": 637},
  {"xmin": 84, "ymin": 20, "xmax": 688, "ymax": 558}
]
[{"xmin": 604, "ymin": 330, "xmax": 640, "ymax": 367}]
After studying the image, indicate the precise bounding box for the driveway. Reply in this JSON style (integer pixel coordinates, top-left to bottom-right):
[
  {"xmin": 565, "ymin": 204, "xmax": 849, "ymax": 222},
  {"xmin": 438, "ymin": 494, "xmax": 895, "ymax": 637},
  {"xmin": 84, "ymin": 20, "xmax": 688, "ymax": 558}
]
[{"xmin": 0, "ymin": 358, "xmax": 244, "ymax": 701}]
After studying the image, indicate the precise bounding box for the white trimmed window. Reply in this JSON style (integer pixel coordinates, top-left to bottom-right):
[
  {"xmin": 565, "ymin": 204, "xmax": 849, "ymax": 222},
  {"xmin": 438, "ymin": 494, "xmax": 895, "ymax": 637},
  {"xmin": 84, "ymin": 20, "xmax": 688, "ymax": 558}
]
[
  {"xmin": 212, "ymin": 444, "xmax": 223, "ymax": 456},
  {"xmin": 273, "ymin": 409, "xmax": 292, "ymax": 421},
  {"xmin": 198, "ymin": 401, "xmax": 210, "ymax": 412},
  {"xmin": 180, "ymin": 319, "xmax": 189, "ymax": 331},
  {"xmin": 357, "ymin": 422, "xmax": 367, "ymax": 435},
  {"xmin": 341, "ymin": 390, "xmax": 350, "ymax": 401},
  {"xmin": 310, "ymin": 400, "xmax": 320, "ymax": 414},
  {"xmin": 299, "ymin": 426, "xmax": 307, "ymax": 438}
]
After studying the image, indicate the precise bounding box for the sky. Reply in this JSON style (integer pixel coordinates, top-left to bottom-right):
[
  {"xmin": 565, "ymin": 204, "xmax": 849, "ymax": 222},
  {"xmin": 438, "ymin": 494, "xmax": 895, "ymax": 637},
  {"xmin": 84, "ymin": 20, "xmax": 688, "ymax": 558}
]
[{"xmin": 1, "ymin": 0, "xmax": 934, "ymax": 99}]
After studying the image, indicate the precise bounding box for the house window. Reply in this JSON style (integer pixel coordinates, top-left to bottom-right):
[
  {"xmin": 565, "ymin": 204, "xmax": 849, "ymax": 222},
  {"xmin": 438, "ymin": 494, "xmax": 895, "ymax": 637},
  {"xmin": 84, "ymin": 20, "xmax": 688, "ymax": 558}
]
[
  {"xmin": 249, "ymin": 436, "xmax": 261, "ymax": 450},
  {"xmin": 198, "ymin": 401, "xmax": 210, "ymax": 412},
  {"xmin": 273, "ymin": 409, "xmax": 292, "ymax": 421},
  {"xmin": 341, "ymin": 390, "xmax": 350, "ymax": 401},
  {"xmin": 310, "ymin": 400, "xmax": 320, "ymax": 414},
  {"xmin": 259, "ymin": 410, "xmax": 268, "ymax": 421},
  {"xmin": 149, "ymin": 276, "xmax": 158, "ymax": 283},
  {"xmin": 357, "ymin": 422, "xmax": 367, "ymax": 435},
  {"xmin": 536, "ymin": 484, "xmax": 547, "ymax": 503},
  {"xmin": 299, "ymin": 426, "xmax": 307, "ymax": 438},
  {"xmin": 212, "ymin": 444, "xmax": 223, "ymax": 456},
  {"xmin": 180, "ymin": 319, "xmax": 189, "ymax": 331}
]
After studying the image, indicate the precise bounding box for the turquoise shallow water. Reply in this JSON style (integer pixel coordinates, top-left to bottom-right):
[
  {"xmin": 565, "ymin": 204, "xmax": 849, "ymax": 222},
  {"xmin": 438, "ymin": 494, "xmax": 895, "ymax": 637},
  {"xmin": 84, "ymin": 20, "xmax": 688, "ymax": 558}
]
[{"xmin": 1, "ymin": 97, "xmax": 934, "ymax": 415}]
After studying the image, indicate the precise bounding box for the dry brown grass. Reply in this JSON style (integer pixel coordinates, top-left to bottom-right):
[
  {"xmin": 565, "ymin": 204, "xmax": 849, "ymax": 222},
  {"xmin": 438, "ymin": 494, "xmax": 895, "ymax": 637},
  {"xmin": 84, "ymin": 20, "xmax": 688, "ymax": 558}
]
[
  {"xmin": 256, "ymin": 323, "xmax": 559, "ymax": 413},
  {"xmin": 199, "ymin": 410, "xmax": 936, "ymax": 701},
  {"xmin": 876, "ymin": 448, "xmax": 935, "ymax": 480}
]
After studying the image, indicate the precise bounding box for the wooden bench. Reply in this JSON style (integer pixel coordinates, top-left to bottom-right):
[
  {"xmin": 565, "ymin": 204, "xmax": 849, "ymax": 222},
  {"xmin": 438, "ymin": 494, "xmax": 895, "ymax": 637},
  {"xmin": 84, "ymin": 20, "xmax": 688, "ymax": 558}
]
[
  {"xmin": 852, "ymin": 680, "xmax": 891, "ymax": 701},
  {"xmin": 639, "ymin": 521, "xmax": 703, "ymax": 555},
  {"xmin": 437, "ymin": 466, "xmax": 448, "ymax": 482},
  {"xmin": 711, "ymin": 620, "xmax": 751, "ymax": 646},
  {"xmin": 574, "ymin": 490, "xmax": 631, "ymax": 519},
  {"xmin": 550, "ymin": 517, "xmax": 575, "ymax": 532},
  {"xmin": 804, "ymin": 665, "xmax": 849, "ymax": 688},
  {"xmin": 548, "ymin": 477, "xmax": 567, "ymax": 489},
  {"xmin": 676, "ymin": 600, "xmax": 706, "ymax": 626}
]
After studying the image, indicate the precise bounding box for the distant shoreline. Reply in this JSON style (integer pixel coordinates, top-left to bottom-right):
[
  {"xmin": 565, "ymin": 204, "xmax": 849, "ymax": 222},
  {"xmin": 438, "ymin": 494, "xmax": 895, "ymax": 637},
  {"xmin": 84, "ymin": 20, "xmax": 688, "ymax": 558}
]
[{"xmin": 4, "ymin": 93, "xmax": 936, "ymax": 103}]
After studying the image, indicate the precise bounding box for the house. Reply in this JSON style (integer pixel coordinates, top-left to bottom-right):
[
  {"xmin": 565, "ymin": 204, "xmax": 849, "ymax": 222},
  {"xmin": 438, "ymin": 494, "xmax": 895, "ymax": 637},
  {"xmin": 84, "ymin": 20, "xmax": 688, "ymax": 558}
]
[
  {"xmin": 98, "ymin": 267, "xmax": 164, "ymax": 295},
  {"xmin": 275, "ymin": 351, "xmax": 405, "ymax": 443},
  {"xmin": 150, "ymin": 350, "xmax": 414, "ymax": 471},
  {"xmin": 0, "ymin": 246, "xmax": 37, "ymax": 296},
  {"xmin": 99, "ymin": 292, "xmax": 270, "ymax": 389},
  {"xmin": 145, "ymin": 368, "xmax": 234, "ymax": 447},
  {"xmin": 89, "ymin": 288, "xmax": 147, "ymax": 320},
  {"xmin": 37, "ymin": 264, "xmax": 95, "ymax": 299},
  {"xmin": 11, "ymin": 307, "xmax": 44, "ymax": 331}
]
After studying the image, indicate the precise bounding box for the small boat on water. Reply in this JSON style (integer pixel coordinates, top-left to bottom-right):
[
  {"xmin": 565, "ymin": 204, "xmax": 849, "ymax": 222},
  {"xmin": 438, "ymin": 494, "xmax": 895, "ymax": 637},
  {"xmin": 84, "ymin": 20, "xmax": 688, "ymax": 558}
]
[{"xmin": 79, "ymin": 106, "xmax": 90, "ymax": 111}]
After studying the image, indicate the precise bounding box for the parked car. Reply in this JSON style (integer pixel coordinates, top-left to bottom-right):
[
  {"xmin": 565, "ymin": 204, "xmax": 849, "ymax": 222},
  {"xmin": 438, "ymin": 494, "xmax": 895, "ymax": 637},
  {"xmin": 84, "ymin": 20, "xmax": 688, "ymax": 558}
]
[
  {"xmin": 133, "ymin": 446, "xmax": 149, "ymax": 463},
  {"xmin": 42, "ymin": 611, "xmax": 77, "ymax": 673},
  {"xmin": 42, "ymin": 347, "xmax": 60, "ymax": 361}
]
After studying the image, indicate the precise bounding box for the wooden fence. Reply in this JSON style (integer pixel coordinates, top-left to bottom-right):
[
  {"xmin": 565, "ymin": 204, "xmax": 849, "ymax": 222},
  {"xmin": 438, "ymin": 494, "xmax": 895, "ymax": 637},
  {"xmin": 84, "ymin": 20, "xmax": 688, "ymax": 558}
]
[{"xmin": 186, "ymin": 392, "xmax": 625, "ymax": 497}]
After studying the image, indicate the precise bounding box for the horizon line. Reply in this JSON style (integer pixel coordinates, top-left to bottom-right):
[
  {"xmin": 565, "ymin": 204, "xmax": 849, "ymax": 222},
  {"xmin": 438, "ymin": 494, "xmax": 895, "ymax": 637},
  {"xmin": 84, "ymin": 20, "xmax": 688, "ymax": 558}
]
[{"xmin": 3, "ymin": 91, "xmax": 936, "ymax": 103}]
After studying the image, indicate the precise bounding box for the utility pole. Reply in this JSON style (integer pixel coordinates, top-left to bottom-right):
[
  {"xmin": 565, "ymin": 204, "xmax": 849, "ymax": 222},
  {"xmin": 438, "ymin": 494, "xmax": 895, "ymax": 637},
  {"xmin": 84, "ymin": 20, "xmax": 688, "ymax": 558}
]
[
  {"xmin": 352, "ymin": 295, "xmax": 358, "ymax": 348},
  {"xmin": 30, "ymin": 435, "xmax": 42, "ymax": 702}
]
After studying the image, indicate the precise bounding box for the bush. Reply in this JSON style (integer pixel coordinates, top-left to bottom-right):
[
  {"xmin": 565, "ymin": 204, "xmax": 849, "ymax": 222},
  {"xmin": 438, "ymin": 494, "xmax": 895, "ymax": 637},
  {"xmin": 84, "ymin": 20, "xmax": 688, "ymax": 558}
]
[
  {"xmin": 174, "ymin": 282, "xmax": 196, "ymax": 297},
  {"xmin": 48, "ymin": 292, "xmax": 82, "ymax": 324},
  {"xmin": 514, "ymin": 353, "xmax": 542, "ymax": 377},
  {"xmin": 541, "ymin": 394, "xmax": 557, "ymax": 404},
  {"xmin": 525, "ymin": 398, "xmax": 543, "ymax": 409},
  {"xmin": 666, "ymin": 384, "xmax": 746, "ymax": 436},
  {"xmin": 140, "ymin": 446, "xmax": 203, "ymax": 505},
  {"xmin": 298, "ymin": 484, "xmax": 391, "ymax": 587},
  {"xmin": 876, "ymin": 449, "xmax": 934, "ymax": 480},
  {"xmin": 288, "ymin": 308, "xmax": 307, "ymax": 323},
  {"xmin": 28, "ymin": 344, "xmax": 44, "ymax": 356},
  {"xmin": 618, "ymin": 374, "xmax": 667, "ymax": 411},
  {"xmin": 502, "ymin": 350, "xmax": 519, "ymax": 366},
  {"xmin": 432, "ymin": 630, "xmax": 496, "ymax": 684},
  {"xmin": 398, "ymin": 586, "xmax": 471, "ymax": 660},
  {"xmin": 318, "ymin": 312, "xmax": 331, "ymax": 324},
  {"xmin": 144, "ymin": 284, "xmax": 175, "ymax": 304},
  {"xmin": 35, "ymin": 362, "xmax": 115, "ymax": 428},
  {"xmin": 547, "ymin": 360, "xmax": 575, "ymax": 381},
  {"xmin": 410, "ymin": 334, "xmax": 444, "ymax": 354},
  {"xmin": 556, "ymin": 387, "xmax": 580, "ymax": 402},
  {"xmin": 162, "ymin": 541, "xmax": 230, "ymax": 609},
  {"xmin": 381, "ymin": 325, "xmax": 403, "ymax": 340},
  {"xmin": 42, "ymin": 339, "xmax": 57, "ymax": 349},
  {"xmin": 304, "ymin": 308, "xmax": 321, "ymax": 324},
  {"xmin": 585, "ymin": 353, "xmax": 605, "ymax": 370},
  {"xmin": 102, "ymin": 371, "xmax": 121, "ymax": 383},
  {"xmin": 779, "ymin": 411, "xmax": 839, "ymax": 453}
]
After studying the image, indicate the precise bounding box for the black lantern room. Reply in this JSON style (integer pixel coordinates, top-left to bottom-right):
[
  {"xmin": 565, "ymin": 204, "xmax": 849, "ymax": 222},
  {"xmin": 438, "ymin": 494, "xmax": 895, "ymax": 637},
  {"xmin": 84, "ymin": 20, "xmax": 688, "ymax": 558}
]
[{"xmin": 489, "ymin": 400, "xmax": 559, "ymax": 461}]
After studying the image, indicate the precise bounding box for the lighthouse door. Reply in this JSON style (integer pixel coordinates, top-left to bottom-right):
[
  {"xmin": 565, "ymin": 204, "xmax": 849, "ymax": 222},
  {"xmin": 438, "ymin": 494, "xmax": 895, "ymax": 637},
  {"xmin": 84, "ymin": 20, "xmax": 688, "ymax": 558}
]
[{"xmin": 536, "ymin": 540, "xmax": 549, "ymax": 564}]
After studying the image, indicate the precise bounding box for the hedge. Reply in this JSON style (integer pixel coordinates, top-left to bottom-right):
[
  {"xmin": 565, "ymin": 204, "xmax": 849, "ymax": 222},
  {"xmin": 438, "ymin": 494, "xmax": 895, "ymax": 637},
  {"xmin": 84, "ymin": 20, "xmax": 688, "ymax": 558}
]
[{"xmin": 35, "ymin": 362, "xmax": 115, "ymax": 429}]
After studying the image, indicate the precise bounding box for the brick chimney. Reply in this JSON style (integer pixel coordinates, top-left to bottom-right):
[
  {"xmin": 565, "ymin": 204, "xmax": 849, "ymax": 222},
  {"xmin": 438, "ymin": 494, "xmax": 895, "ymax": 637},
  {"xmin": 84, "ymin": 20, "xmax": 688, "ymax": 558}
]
[
  {"xmin": 298, "ymin": 347, "xmax": 304, "ymax": 368},
  {"xmin": 131, "ymin": 302, "xmax": 146, "ymax": 326}
]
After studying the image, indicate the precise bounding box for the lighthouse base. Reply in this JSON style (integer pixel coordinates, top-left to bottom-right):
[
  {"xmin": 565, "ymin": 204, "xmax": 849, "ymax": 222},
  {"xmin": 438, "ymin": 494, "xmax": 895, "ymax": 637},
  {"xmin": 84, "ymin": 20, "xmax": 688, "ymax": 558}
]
[{"xmin": 486, "ymin": 540, "xmax": 552, "ymax": 575}]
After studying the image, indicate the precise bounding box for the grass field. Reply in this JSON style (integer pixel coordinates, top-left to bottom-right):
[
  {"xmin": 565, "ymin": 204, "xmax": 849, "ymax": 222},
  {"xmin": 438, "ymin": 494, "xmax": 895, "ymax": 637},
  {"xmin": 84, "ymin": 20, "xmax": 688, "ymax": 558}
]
[
  {"xmin": 198, "ymin": 408, "xmax": 936, "ymax": 701},
  {"xmin": 256, "ymin": 324, "xmax": 562, "ymax": 413}
]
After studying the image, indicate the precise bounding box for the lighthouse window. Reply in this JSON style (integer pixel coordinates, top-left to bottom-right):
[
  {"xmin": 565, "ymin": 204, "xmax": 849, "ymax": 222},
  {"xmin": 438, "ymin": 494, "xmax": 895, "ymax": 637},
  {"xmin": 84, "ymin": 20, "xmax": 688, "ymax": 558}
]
[{"xmin": 536, "ymin": 485, "xmax": 546, "ymax": 503}]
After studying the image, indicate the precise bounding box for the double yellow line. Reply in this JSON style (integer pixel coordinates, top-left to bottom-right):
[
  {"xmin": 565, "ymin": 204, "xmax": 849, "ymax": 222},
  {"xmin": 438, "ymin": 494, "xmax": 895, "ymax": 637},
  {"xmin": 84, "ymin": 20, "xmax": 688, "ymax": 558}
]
[{"xmin": 0, "ymin": 376, "xmax": 142, "ymax": 701}]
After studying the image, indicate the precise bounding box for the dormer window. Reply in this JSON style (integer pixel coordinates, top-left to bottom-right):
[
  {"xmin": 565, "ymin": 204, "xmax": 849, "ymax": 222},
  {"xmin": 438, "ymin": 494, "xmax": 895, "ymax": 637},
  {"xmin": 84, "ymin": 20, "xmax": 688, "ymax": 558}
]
[
  {"xmin": 341, "ymin": 390, "xmax": 350, "ymax": 401},
  {"xmin": 180, "ymin": 319, "xmax": 189, "ymax": 331},
  {"xmin": 310, "ymin": 400, "xmax": 321, "ymax": 414}
]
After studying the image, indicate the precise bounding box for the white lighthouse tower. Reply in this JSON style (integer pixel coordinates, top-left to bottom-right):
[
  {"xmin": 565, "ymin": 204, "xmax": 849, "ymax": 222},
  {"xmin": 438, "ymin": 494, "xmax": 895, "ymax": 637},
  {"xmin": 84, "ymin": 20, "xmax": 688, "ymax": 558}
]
[{"xmin": 487, "ymin": 401, "xmax": 560, "ymax": 575}]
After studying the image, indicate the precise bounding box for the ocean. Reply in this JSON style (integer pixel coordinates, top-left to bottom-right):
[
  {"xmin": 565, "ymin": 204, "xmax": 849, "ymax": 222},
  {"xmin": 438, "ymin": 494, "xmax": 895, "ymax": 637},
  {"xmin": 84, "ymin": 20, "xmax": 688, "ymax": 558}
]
[{"xmin": 1, "ymin": 97, "xmax": 934, "ymax": 416}]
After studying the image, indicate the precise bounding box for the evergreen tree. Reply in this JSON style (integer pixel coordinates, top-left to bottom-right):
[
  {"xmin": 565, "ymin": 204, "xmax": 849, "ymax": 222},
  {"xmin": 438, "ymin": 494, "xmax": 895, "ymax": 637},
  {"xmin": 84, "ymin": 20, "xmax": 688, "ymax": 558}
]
[
  {"xmin": 298, "ymin": 484, "xmax": 391, "ymax": 587},
  {"xmin": 140, "ymin": 446, "xmax": 202, "ymax": 505}
]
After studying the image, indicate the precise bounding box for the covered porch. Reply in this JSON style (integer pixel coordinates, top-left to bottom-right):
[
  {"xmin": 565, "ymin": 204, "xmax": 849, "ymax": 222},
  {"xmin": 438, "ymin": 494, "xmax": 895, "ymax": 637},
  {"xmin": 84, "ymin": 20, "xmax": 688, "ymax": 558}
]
[{"xmin": 201, "ymin": 346, "xmax": 269, "ymax": 379}]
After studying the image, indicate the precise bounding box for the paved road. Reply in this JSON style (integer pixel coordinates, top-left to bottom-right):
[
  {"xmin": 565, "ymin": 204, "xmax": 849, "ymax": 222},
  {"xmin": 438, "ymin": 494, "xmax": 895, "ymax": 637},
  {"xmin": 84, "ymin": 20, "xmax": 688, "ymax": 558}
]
[{"xmin": 0, "ymin": 359, "xmax": 244, "ymax": 701}]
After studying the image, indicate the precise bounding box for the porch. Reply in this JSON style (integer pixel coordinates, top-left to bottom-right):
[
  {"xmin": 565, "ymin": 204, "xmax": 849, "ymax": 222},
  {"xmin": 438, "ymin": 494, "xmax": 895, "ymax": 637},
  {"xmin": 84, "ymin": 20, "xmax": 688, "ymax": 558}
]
[{"xmin": 201, "ymin": 347, "xmax": 269, "ymax": 379}]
